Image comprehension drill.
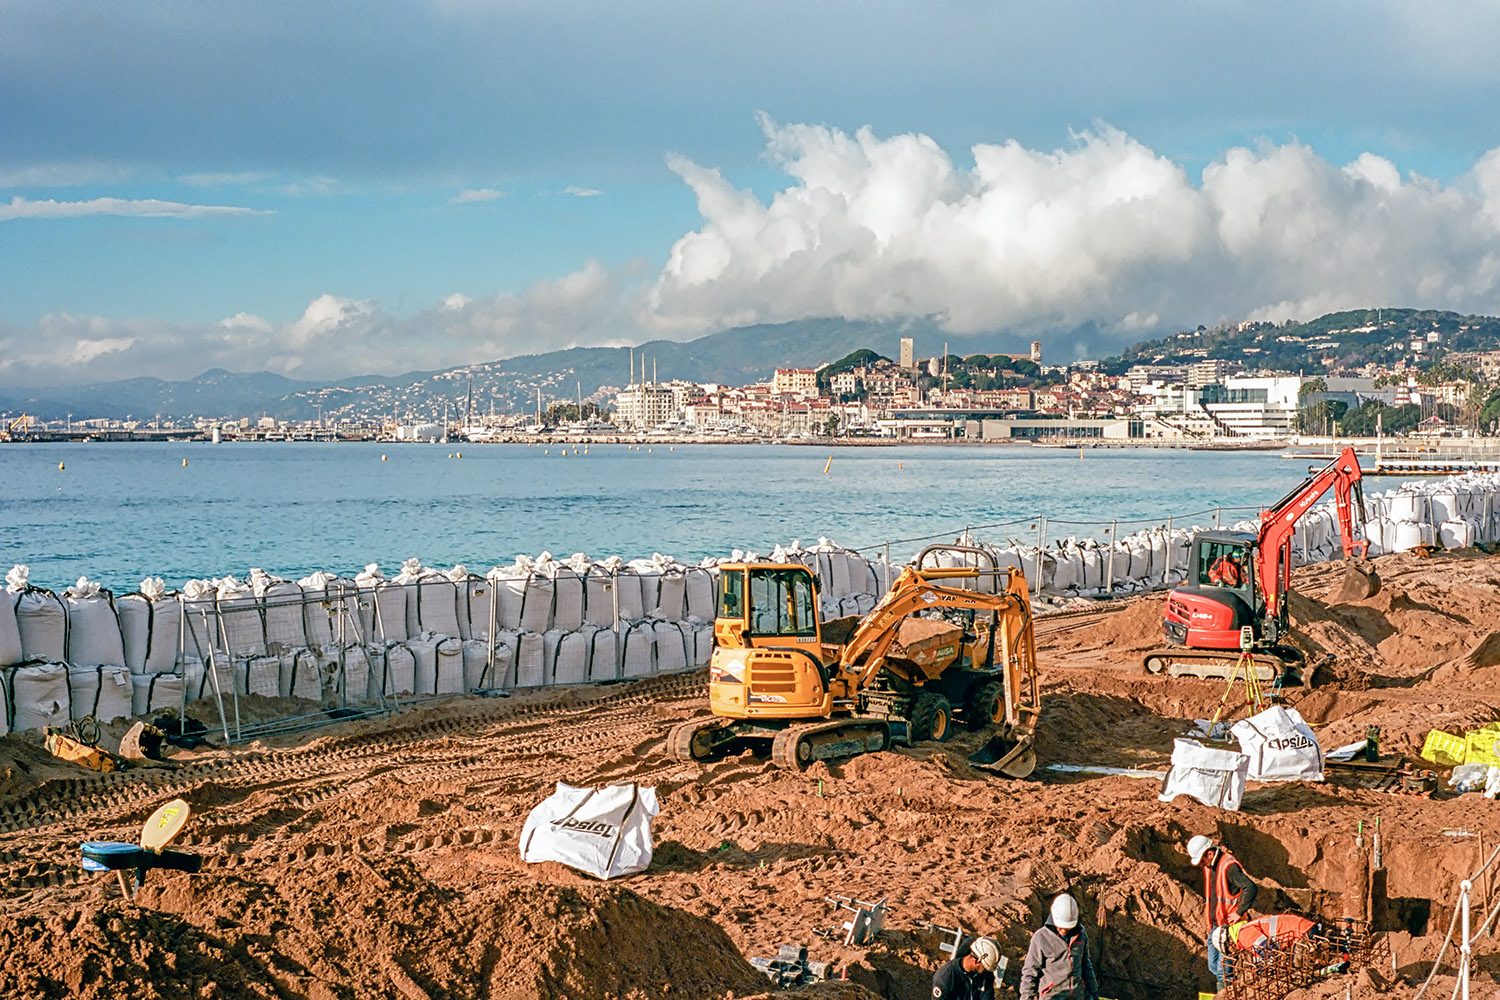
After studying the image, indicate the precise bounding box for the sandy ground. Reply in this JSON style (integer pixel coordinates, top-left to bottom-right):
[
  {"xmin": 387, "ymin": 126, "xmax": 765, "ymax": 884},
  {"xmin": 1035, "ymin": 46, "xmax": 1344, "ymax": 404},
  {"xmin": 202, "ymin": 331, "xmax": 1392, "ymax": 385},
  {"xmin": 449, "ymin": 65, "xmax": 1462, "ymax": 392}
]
[{"xmin": 3, "ymin": 550, "xmax": 1500, "ymax": 999}]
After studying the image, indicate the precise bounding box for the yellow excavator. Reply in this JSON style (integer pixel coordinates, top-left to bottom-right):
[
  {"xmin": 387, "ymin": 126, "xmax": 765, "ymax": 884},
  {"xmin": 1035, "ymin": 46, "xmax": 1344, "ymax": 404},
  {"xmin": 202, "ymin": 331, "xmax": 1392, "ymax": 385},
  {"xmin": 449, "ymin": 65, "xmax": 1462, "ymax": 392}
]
[{"xmin": 668, "ymin": 545, "xmax": 1040, "ymax": 775}]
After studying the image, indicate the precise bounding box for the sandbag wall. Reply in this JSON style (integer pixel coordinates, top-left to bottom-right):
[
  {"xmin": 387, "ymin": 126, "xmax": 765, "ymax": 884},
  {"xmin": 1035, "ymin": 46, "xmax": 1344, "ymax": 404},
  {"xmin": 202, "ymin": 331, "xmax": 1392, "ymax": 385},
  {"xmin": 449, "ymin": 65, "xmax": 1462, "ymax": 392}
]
[{"xmin": 0, "ymin": 541, "xmax": 893, "ymax": 733}]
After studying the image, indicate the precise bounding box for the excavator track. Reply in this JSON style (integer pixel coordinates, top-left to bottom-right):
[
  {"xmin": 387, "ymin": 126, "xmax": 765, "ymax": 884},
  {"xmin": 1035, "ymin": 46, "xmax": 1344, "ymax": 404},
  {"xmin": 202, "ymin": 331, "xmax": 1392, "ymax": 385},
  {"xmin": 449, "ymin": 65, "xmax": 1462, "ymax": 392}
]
[
  {"xmin": 1142, "ymin": 646, "xmax": 1304, "ymax": 685},
  {"xmin": 667, "ymin": 717, "xmax": 744, "ymax": 764},
  {"xmin": 770, "ymin": 720, "xmax": 891, "ymax": 771}
]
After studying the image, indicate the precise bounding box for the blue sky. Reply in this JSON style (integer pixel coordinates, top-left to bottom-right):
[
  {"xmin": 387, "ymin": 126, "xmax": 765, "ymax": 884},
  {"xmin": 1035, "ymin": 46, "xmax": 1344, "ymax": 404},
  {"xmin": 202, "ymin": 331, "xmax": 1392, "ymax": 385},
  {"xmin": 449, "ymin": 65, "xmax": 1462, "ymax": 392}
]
[{"xmin": 5, "ymin": 1, "xmax": 1500, "ymax": 386}]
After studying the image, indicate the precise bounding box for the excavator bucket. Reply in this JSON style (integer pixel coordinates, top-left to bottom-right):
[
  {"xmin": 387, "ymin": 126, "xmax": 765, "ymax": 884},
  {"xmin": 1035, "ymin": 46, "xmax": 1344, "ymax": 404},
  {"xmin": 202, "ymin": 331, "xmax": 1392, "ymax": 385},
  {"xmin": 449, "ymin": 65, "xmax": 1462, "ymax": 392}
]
[
  {"xmin": 1332, "ymin": 560, "xmax": 1381, "ymax": 604},
  {"xmin": 118, "ymin": 722, "xmax": 170, "ymax": 765},
  {"xmin": 968, "ymin": 735, "xmax": 1037, "ymax": 779}
]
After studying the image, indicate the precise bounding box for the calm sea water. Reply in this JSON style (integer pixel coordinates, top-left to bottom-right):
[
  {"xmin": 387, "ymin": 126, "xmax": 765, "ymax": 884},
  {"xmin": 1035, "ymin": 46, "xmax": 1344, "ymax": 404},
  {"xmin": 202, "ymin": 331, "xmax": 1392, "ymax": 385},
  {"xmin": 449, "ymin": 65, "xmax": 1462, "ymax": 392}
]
[{"xmin": 0, "ymin": 442, "xmax": 1328, "ymax": 590}]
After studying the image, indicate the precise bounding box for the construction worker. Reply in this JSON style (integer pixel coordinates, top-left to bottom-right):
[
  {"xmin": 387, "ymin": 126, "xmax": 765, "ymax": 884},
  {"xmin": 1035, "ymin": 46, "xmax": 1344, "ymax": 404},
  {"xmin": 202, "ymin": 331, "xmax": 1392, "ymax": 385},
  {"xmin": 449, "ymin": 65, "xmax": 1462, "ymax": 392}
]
[
  {"xmin": 1212, "ymin": 914, "xmax": 1318, "ymax": 956},
  {"xmin": 932, "ymin": 935, "xmax": 1000, "ymax": 1000},
  {"xmin": 1207, "ymin": 549, "xmax": 1246, "ymax": 587},
  {"xmin": 1019, "ymin": 894, "xmax": 1099, "ymax": 1000},
  {"xmin": 1188, "ymin": 835, "xmax": 1260, "ymax": 988}
]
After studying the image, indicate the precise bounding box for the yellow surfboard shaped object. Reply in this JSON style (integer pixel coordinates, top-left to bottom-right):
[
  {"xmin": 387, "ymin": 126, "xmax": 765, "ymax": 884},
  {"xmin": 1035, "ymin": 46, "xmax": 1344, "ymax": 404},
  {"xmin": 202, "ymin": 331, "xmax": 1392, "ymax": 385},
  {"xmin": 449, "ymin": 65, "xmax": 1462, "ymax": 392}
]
[{"xmin": 142, "ymin": 798, "xmax": 191, "ymax": 851}]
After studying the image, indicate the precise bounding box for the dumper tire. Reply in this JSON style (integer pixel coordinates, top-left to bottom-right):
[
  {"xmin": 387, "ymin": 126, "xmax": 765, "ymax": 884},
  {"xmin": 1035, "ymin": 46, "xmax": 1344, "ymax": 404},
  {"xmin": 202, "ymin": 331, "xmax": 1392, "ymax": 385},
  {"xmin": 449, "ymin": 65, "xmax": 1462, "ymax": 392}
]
[
  {"xmin": 965, "ymin": 680, "xmax": 1007, "ymax": 731},
  {"xmin": 909, "ymin": 692, "xmax": 954, "ymax": 744}
]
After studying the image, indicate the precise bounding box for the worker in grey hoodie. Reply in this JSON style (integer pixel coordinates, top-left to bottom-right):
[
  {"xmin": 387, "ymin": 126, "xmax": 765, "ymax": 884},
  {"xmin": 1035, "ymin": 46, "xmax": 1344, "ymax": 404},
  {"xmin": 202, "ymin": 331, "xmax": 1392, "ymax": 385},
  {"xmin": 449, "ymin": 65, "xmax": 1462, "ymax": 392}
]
[{"xmin": 1019, "ymin": 894, "xmax": 1099, "ymax": 1000}]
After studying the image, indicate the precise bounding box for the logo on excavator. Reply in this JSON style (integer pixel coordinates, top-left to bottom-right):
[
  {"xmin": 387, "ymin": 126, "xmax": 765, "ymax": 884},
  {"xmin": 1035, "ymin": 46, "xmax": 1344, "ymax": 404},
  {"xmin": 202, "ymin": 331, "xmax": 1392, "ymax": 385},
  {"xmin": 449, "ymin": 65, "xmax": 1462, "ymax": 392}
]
[
  {"xmin": 750, "ymin": 693, "xmax": 787, "ymax": 703},
  {"xmin": 552, "ymin": 818, "xmax": 617, "ymax": 837},
  {"xmin": 920, "ymin": 592, "xmax": 939, "ymax": 604}
]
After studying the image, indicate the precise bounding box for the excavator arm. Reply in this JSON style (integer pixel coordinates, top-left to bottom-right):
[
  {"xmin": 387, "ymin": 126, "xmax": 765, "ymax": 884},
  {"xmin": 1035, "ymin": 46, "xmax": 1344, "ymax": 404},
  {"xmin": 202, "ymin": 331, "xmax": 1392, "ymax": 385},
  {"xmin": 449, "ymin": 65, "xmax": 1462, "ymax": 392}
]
[
  {"xmin": 1256, "ymin": 445, "xmax": 1378, "ymax": 613},
  {"xmin": 837, "ymin": 565, "xmax": 1037, "ymax": 700}
]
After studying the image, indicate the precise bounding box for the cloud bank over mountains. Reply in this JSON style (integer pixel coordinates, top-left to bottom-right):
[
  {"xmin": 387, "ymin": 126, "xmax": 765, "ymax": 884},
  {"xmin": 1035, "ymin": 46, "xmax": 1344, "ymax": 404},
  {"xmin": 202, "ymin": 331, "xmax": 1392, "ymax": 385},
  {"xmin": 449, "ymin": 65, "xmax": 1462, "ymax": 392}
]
[{"xmin": 8, "ymin": 120, "xmax": 1500, "ymax": 386}]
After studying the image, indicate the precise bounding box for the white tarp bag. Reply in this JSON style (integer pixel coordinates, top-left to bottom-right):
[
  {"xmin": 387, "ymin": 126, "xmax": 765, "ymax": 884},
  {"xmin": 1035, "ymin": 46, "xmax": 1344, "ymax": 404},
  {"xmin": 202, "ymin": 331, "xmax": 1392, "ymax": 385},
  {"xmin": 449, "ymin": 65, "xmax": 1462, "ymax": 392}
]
[
  {"xmin": 68, "ymin": 665, "xmax": 133, "ymax": 722},
  {"xmin": 0, "ymin": 572, "xmax": 25, "ymax": 666},
  {"xmin": 1231, "ymin": 705, "xmax": 1324, "ymax": 782},
  {"xmin": 519, "ymin": 782, "xmax": 659, "ymax": 880},
  {"xmin": 63, "ymin": 578, "xmax": 127, "ymax": 667},
  {"xmin": 1158, "ymin": 738, "xmax": 1250, "ymax": 811},
  {"xmin": 4, "ymin": 661, "xmax": 70, "ymax": 732},
  {"xmin": 252, "ymin": 572, "xmax": 307, "ymax": 653},
  {"xmin": 131, "ymin": 672, "xmax": 183, "ymax": 717}
]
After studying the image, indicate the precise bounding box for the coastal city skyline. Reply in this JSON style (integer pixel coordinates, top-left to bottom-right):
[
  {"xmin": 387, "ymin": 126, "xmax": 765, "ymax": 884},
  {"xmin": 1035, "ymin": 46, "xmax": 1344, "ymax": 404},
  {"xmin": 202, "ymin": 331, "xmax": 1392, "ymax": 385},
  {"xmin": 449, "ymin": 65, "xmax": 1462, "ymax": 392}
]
[{"xmin": 7, "ymin": 4, "xmax": 1500, "ymax": 389}]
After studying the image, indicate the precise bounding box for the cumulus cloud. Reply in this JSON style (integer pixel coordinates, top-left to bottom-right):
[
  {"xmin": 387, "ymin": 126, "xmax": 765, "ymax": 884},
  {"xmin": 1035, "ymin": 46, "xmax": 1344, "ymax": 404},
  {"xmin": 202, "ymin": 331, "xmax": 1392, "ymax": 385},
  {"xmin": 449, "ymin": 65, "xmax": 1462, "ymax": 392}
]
[
  {"xmin": 0, "ymin": 195, "xmax": 272, "ymax": 221},
  {"xmin": 450, "ymin": 188, "xmax": 505, "ymax": 204},
  {"xmin": 645, "ymin": 118, "xmax": 1500, "ymax": 340},
  {"xmin": 0, "ymin": 262, "xmax": 630, "ymax": 385}
]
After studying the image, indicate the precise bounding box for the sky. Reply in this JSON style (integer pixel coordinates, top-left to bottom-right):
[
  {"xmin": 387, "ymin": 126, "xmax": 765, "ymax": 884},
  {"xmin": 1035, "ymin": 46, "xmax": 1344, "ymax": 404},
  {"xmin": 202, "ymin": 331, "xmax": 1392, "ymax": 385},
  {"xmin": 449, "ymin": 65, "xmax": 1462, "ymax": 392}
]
[{"xmin": 6, "ymin": 0, "xmax": 1500, "ymax": 387}]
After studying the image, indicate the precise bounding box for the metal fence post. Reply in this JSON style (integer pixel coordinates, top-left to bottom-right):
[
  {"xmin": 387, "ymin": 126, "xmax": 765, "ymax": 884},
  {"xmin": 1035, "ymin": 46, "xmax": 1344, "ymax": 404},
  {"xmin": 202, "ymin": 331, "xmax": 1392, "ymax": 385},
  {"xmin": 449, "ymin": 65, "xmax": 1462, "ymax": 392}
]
[
  {"xmin": 1106, "ymin": 520, "xmax": 1118, "ymax": 595},
  {"xmin": 1033, "ymin": 517, "xmax": 1047, "ymax": 594},
  {"xmin": 1163, "ymin": 516, "xmax": 1174, "ymax": 587},
  {"xmin": 1215, "ymin": 505, "xmax": 1222, "ymax": 529}
]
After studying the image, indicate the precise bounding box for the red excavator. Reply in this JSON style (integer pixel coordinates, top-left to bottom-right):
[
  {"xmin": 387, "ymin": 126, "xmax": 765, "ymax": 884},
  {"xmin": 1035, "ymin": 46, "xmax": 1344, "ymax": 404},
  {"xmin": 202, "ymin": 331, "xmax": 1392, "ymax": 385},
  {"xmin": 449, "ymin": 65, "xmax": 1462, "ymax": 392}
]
[{"xmin": 1143, "ymin": 446, "xmax": 1381, "ymax": 683}]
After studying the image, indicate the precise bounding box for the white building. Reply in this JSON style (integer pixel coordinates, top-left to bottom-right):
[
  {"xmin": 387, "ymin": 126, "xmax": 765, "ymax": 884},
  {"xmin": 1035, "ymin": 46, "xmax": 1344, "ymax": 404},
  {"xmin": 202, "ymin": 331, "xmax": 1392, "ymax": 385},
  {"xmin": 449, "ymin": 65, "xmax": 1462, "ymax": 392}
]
[
  {"xmin": 613, "ymin": 383, "xmax": 678, "ymax": 428},
  {"xmin": 773, "ymin": 368, "xmax": 818, "ymax": 397},
  {"xmin": 1201, "ymin": 375, "xmax": 1302, "ymax": 438}
]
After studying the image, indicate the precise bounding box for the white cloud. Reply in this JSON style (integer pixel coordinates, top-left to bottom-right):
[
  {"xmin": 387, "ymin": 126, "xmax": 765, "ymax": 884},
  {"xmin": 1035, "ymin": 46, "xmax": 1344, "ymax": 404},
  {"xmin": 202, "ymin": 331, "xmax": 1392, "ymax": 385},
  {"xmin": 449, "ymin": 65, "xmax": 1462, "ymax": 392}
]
[
  {"xmin": 450, "ymin": 188, "xmax": 505, "ymax": 204},
  {"xmin": 562, "ymin": 186, "xmax": 602, "ymax": 197},
  {"xmin": 218, "ymin": 312, "xmax": 274, "ymax": 333},
  {"xmin": 646, "ymin": 120, "xmax": 1500, "ymax": 338},
  {"xmin": 0, "ymin": 161, "xmax": 142, "ymax": 189},
  {"xmin": 441, "ymin": 293, "xmax": 471, "ymax": 310},
  {"xmin": 0, "ymin": 195, "xmax": 272, "ymax": 221}
]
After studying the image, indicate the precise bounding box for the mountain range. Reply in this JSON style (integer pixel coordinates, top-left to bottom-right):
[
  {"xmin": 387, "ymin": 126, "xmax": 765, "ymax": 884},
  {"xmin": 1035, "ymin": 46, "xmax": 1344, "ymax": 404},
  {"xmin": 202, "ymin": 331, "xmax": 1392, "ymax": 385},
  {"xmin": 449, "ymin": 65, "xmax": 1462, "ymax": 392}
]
[{"xmin": 0, "ymin": 318, "xmax": 1028, "ymax": 422}]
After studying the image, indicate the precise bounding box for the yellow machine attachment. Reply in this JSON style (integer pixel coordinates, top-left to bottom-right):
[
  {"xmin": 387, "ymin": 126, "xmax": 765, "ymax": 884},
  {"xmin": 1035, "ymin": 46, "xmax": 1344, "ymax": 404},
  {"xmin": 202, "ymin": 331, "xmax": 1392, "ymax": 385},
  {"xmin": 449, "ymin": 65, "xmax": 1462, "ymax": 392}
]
[{"xmin": 669, "ymin": 545, "xmax": 1040, "ymax": 774}]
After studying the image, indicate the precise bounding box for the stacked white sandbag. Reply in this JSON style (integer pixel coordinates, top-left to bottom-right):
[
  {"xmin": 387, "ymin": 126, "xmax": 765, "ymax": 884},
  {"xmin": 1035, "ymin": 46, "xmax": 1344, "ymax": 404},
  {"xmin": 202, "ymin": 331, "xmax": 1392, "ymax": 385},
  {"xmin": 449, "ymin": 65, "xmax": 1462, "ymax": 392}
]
[
  {"xmin": 68, "ymin": 665, "xmax": 133, "ymax": 722},
  {"xmin": 517, "ymin": 555, "xmax": 556, "ymax": 633},
  {"xmin": 4, "ymin": 660, "xmax": 69, "ymax": 731},
  {"xmin": 653, "ymin": 620, "xmax": 689, "ymax": 674},
  {"xmin": 583, "ymin": 559, "xmax": 624, "ymax": 627},
  {"xmin": 0, "ymin": 571, "xmax": 21, "ymax": 667},
  {"xmin": 118, "ymin": 577, "xmax": 182, "ymax": 675},
  {"xmin": 415, "ymin": 565, "xmax": 463, "ymax": 638},
  {"xmin": 620, "ymin": 621, "xmax": 656, "ymax": 678},
  {"xmin": 512, "ymin": 631, "xmax": 545, "ymax": 687},
  {"xmin": 586, "ymin": 628, "xmax": 617, "ymax": 681},
  {"xmin": 545, "ymin": 628, "xmax": 594, "ymax": 685},
  {"xmin": 236, "ymin": 655, "xmax": 281, "ymax": 698},
  {"xmin": 685, "ymin": 563, "xmax": 717, "ymax": 621},
  {"xmin": 356, "ymin": 564, "xmax": 409, "ymax": 643},
  {"xmin": 9, "ymin": 566, "xmax": 67, "ymax": 663},
  {"xmin": 297, "ymin": 570, "xmax": 357, "ymax": 649},
  {"xmin": 131, "ymin": 671, "xmax": 183, "ymax": 717},
  {"xmin": 61, "ymin": 577, "xmax": 125, "ymax": 669},
  {"xmin": 251, "ymin": 569, "xmax": 308, "ymax": 653},
  {"xmin": 180, "ymin": 578, "xmax": 221, "ymax": 665},
  {"xmin": 278, "ymin": 648, "xmax": 323, "ymax": 701},
  {"xmin": 626, "ymin": 556, "xmax": 666, "ymax": 622},
  {"xmin": 216, "ymin": 576, "xmax": 266, "ymax": 656},
  {"xmin": 391, "ymin": 558, "xmax": 426, "ymax": 637}
]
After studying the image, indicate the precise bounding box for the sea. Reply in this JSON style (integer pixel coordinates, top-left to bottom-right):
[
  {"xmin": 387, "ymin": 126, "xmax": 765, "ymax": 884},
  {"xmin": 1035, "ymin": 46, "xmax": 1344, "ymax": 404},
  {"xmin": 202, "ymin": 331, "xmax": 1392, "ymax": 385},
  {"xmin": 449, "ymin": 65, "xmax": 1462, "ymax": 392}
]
[{"xmin": 0, "ymin": 442, "xmax": 1340, "ymax": 591}]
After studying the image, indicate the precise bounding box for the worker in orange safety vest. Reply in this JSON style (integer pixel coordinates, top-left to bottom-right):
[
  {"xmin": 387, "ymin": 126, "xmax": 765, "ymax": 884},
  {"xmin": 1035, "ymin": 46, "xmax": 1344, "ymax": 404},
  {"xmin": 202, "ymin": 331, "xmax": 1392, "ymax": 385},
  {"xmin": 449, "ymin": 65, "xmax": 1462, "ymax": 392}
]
[{"xmin": 1188, "ymin": 835, "xmax": 1260, "ymax": 988}]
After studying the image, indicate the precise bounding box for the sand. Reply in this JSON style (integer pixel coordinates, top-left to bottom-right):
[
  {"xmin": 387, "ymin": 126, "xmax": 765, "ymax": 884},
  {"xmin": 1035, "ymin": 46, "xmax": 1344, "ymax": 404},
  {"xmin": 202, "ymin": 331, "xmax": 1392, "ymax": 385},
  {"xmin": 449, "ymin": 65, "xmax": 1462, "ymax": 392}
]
[{"xmin": 3, "ymin": 549, "xmax": 1500, "ymax": 998}]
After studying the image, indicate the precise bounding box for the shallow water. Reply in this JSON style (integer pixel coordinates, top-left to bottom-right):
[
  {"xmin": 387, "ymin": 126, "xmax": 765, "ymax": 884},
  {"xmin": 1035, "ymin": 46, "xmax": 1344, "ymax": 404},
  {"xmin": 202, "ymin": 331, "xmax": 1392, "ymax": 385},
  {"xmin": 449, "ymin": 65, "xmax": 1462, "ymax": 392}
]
[{"xmin": 1, "ymin": 441, "xmax": 1321, "ymax": 589}]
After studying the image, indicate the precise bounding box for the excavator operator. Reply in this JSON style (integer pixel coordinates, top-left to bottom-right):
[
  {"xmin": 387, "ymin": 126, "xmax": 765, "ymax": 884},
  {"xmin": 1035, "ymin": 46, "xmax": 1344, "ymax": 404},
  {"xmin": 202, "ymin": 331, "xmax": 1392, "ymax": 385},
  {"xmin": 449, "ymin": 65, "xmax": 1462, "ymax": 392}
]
[{"xmin": 1206, "ymin": 549, "xmax": 1247, "ymax": 588}]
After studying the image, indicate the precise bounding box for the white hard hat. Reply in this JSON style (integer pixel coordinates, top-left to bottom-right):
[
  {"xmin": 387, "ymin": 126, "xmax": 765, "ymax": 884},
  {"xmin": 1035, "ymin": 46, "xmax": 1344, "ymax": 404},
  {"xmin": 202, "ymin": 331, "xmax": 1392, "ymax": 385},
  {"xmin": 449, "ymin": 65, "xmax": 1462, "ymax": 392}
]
[
  {"xmin": 969, "ymin": 936, "xmax": 1000, "ymax": 972},
  {"xmin": 1188, "ymin": 834, "xmax": 1214, "ymax": 865},
  {"xmin": 1050, "ymin": 893, "xmax": 1079, "ymax": 929},
  {"xmin": 1211, "ymin": 925, "xmax": 1228, "ymax": 953}
]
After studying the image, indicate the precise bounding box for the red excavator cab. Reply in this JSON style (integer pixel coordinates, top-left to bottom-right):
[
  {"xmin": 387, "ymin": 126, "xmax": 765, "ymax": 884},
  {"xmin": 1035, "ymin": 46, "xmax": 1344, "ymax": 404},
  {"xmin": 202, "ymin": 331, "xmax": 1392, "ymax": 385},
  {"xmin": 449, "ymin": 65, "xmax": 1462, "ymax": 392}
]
[{"xmin": 1162, "ymin": 532, "xmax": 1260, "ymax": 650}]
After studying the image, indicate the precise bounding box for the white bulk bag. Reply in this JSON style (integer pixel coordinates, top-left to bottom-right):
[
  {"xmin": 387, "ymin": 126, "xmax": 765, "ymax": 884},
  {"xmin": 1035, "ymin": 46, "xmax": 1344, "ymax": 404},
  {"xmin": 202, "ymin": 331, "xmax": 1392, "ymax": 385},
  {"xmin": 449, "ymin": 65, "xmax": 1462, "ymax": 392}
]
[
  {"xmin": 1127, "ymin": 535, "xmax": 1153, "ymax": 582},
  {"xmin": 131, "ymin": 672, "xmax": 183, "ymax": 717},
  {"xmin": 391, "ymin": 559, "xmax": 426, "ymax": 637},
  {"xmin": 63, "ymin": 579, "xmax": 126, "ymax": 667},
  {"xmin": 688, "ymin": 621, "xmax": 714, "ymax": 667},
  {"xmin": 459, "ymin": 572, "xmax": 492, "ymax": 640},
  {"xmin": 216, "ymin": 578, "xmax": 266, "ymax": 656},
  {"xmin": 379, "ymin": 643, "xmax": 416, "ymax": 697},
  {"xmin": 486, "ymin": 632, "xmax": 519, "ymax": 689},
  {"xmin": 620, "ymin": 622, "xmax": 656, "ymax": 678},
  {"xmin": 548, "ymin": 558, "xmax": 586, "ymax": 633},
  {"xmin": 1391, "ymin": 520, "xmax": 1432, "ymax": 552},
  {"xmin": 546, "ymin": 628, "xmax": 593, "ymax": 685},
  {"xmin": 407, "ymin": 634, "xmax": 441, "ymax": 695},
  {"xmin": 684, "ymin": 567, "xmax": 717, "ymax": 621},
  {"xmin": 519, "ymin": 567, "xmax": 555, "ymax": 634},
  {"xmin": 417, "ymin": 573, "xmax": 463, "ymax": 638},
  {"xmin": 1431, "ymin": 489, "xmax": 1459, "ymax": 524},
  {"xmin": 1078, "ymin": 544, "xmax": 1104, "ymax": 593},
  {"xmin": 654, "ymin": 621, "xmax": 689, "ymax": 674},
  {"xmin": 1231, "ymin": 705, "xmax": 1324, "ymax": 782},
  {"xmin": 1107, "ymin": 542, "xmax": 1132, "ymax": 588},
  {"xmin": 180, "ymin": 580, "xmax": 221, "ymax": 664},
  {"xmin": 298, "ymin": 571, "xmax": 338, "ymax": 648},
  {"xmin": 615, "ymin": 569, "xmax": 648, "ymax": 620},
  {"xmin": 236, "ymin": 655, "xmax": 281, "ymax": 698},
  {"xmin": 487, "ymin": 566, "xmax": 527, "ymax": 631},
  {"xmin": 5, "ymin": 662, "xmax": 70, "ymax": 731},
  {"xmin": 514, "ymin": 631, "xmax": 545, "ymax": 687},
  {"xmin": 122, "ymin": 580, "xmax": 182, "ymax": 675},
  {"xmin": 278, "ymin": 649, "xmax": 323, "ymax": 701},
  {"xmin": 434, "ymin": 637, "xmax": 464, "ymax": 694},
  {"xmin": 14, "ymin": 588, "xmax": 67, "ymax": 663},
  {"xmin": 653, "ymin": 569, "xmax": 687, "ymax": 621},
  {"xmin": 1046, "ymin": 546, "xmax": 1082, "ymax": 595},
  {"xmin": 334, "ymin": 646, "xmax": 371, "ymax": 704},
  {"xmin": 587, "ymin": 629, "xmax": 617, "ymax": 681},
  {"xmin": 519, "ymin": 781, "xmax": 659, "ymax": 880},
  {"xmin": 627, "ymin": 559, "xmax": 663, "ymax": 617},
  {"xmin": 1158, "ymin": 738, "xmax": 1250, "ymax": 811},
  {"xmin": 1440, "ymin": 519, "xmax": 1476, "ymax": 549},
  {"xmin": 815, "ymin": 542, "xmax": 853, "ymax": 597},
  {"xmin": 0, "ymin": 584, "xmax": 21, "ymax": 667},
  {"xmin": 1387, "ymin": 490, "xmax": 1429, "ymax": 523},
  {"xmin": 584, "ymin": 563, "xmax": 623, "ymax": 628},
  {"xmin": 256, "ymin": 578, "xmax": 307, "ymax": 652},
  {"xmin": 461, "ymin": 638, "xmax": 492, "ymax": 690},
  {"xmin": 68, "ymin": 665, "xmax": 133, "ymax": 722}
]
